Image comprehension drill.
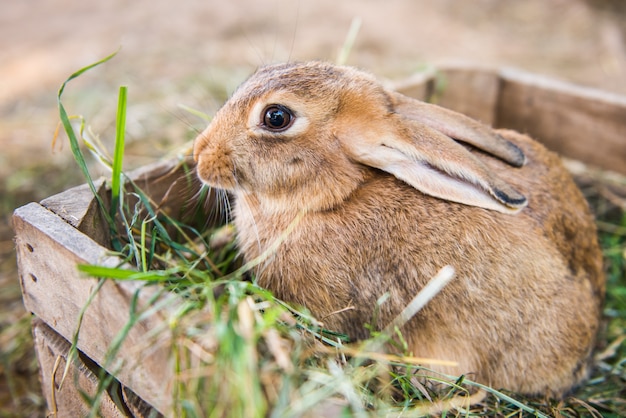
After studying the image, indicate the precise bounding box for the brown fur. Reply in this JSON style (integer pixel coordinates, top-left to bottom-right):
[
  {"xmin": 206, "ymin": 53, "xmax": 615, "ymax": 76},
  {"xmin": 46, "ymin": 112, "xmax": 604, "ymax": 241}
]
[{"xmin": 193, "ymin": 61, "xmax": 605, "ymax": 397}]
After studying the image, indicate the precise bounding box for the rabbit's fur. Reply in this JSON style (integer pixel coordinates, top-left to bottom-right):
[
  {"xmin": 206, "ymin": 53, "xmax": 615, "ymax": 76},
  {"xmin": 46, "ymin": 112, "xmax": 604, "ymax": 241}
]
[{"xmin": 193, "ymin": 61, "xmax": 605, "ymax": 396}]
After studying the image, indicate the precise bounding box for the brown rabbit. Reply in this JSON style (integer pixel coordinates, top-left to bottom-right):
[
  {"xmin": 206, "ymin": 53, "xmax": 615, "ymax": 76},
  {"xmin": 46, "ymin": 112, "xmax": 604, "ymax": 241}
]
[{"xmin": 193, "ymin": 61, "xmax": 605, "ymax": 397}]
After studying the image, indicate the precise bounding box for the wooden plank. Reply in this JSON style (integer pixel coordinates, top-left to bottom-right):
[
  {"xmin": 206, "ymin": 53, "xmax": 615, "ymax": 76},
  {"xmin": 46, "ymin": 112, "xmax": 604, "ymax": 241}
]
[
  {"xmin": 392, "ymin": 69, "xmax": 435, "ymax": 102},
  {"xmin": 32, "ymin": 318, "xmax": 126, "ymax": 417},
  {"xmin": 125, "ymin": 157, "xmax": 216, "ymax": 225},
  {"xmin": 392, "ymin": 66, "xmax": 626, "ymax": 174},
  {"xmin": 433, "ymin": 66, "xmax": 501, "ymax": 125},
  {"xmin": 393, "ymin": 66, "xmax": 500, "ymax": 124},
  {"xmin": 40, "ymin": 179, "xmax": 110, "ymax": 248},
  {"xmin": 40, "ymin": 157, "xmax": 210, "ymax": 244},
  {"xmin": 32, "ymin": 318, "xmax": 161, "ymax": 417},
  {"xmin": 14, "ymin": 202, "xmax": 179, "ymax": 415},
  {"xmin": 495, "ymin": 68, "xmax": 626, "ymax": 175}
]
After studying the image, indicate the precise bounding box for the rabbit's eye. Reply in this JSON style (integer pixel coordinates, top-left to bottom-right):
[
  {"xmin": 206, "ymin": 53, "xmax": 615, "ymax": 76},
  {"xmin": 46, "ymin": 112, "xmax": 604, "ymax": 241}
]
[{"xmin": 262, "ymin": 105, "xmax": 294, "ymax": 131}]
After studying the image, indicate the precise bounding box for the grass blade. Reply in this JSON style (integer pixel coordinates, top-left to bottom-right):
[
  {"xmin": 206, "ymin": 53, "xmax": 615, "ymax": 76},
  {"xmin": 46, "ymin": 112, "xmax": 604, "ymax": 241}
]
[
  {"xmin": 336, "ymin": 16, "xmax": 362, "ymax": 65},
  {"xmin": 77, "ymin": 264, "xmax": 183, "ymax": 282},
  {"xmin": 110, "ymin": 85, "xmax": 128, "ymax": 220},
  {"xmin": 56, "ymin": 50, "xmax": 119, "ymax": 233}
]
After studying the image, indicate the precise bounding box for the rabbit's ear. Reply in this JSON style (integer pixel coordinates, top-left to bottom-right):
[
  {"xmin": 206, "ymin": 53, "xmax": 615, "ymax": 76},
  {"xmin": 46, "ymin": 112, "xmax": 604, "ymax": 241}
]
[
  {"xmin": 389, "ymin": 91, "xmax": 526, "ymax": 168},
  {"xmin": 340, "ymin": 115, "xmax": 528, "ymax": 214}
]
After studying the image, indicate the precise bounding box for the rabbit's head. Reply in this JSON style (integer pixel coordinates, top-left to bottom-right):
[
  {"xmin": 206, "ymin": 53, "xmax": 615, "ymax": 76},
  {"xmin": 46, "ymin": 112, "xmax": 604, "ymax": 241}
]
[{"xmin": 194, "ymin": 61, "xmax": 527, "ymax": 214}]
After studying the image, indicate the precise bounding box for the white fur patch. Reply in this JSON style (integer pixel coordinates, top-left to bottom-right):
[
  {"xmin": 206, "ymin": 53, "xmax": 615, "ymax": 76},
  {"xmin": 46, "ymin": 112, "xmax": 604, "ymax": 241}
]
[{"xmin": 247, "ymin": 96, "xmax": 310, "ymax": 138}]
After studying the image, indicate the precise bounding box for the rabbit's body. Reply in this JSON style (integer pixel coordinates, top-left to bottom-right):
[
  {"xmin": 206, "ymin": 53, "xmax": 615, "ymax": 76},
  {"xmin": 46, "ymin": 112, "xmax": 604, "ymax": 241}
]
[
  {"xmin": 234, "ymin": 131, "xmax": 602, "ymax": 395},
  {"xmin": 194, "ymin": 61, "xmax": 605, "ymax": 396}
]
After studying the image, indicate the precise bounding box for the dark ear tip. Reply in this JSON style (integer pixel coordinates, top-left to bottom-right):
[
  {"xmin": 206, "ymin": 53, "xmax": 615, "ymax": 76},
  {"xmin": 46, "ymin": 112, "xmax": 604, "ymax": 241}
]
[
  {"xmin": 494, "ymin": 188, "xmax": 528, "ymax": 208},
  {"xmin": 497, "ymin": 134, "xmax": 527, "ymax": 167}
]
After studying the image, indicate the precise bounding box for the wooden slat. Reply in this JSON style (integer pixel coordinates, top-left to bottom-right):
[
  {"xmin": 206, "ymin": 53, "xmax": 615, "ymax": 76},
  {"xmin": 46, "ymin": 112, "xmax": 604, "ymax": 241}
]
[
  {"xmin": 14, "ymin": 202, "xmax": 178, "ymax": 415},
  {"xmin": 33, "ymin": 318, "xmax": 124, "ymax": 417},
  {"xmin": 32, "ymin": 318, "xmax": 160, "ymax": 417},
  {"xmin": 391, "ymin": 70, "xmax": 435, "ymax": 102},
  {"xmin": 432, "ymin": 66, "xmax": 501, "ymax": 125},
  {"xmin": 393, "ymin": 66, "xmax": 626, "ymax": 175},
  {"xmin": 393, "ymin": 65, "xmax": 501, "ymax": 125},
  {"xmin": 40, "ymin": 180, "xmax": 110, "ymax": 248},
  {"xmin": 495, "ymin": 68, "xmax": 626, "ymax": 175}
]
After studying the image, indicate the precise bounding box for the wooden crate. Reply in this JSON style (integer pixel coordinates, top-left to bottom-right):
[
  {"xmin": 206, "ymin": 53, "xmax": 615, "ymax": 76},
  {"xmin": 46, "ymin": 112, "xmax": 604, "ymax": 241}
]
[
  {"xmin": 14, "ymin": 160, "xmax": 199, "ymax": 417},
  {"xmin": 14, "ymin": 66, "xmax": 626, "ymax": 417}
]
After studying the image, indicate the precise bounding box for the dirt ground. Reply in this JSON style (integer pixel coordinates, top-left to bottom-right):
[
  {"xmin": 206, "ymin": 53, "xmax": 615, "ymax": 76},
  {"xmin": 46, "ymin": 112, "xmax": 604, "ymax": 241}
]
[{"xmin": 1, "ymin": 0, "xmax": 625, "ymax": 415}]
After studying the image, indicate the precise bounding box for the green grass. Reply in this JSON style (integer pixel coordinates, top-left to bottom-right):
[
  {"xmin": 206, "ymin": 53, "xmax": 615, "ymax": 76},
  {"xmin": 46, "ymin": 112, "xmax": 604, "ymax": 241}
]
[{"xmin": 50, "ymin": 56, "xmax": 626, "ymax": 417}]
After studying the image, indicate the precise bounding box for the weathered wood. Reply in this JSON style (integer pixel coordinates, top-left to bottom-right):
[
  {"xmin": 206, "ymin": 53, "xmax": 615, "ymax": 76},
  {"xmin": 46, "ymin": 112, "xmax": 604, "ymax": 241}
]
[
  {"xmin": 14, "ymin": 202, "xmax": 178, "ymax": 415},
  {"xmin": 393, "ymin": 65, "xmax": 501, "ymax": 124},
  {"xmin": 125, "ymin": 157, "xmax": 195, "ymax": 208},
  {"xmin": 392, "ymin": 69, "xmax": 435, "ymax": 102},
  {"xmin": 16, "ymin": 157, "xmax": 217, "ymax": 415},
  {"xmin": 32, "ymin": 318, "xmax": 160, "ymax": 417},
  {"xmin": 394, "ymin": 67, "xmax": 626, "ymax": 175},
  {"xmin": 433, "ymin": 66, "xmax": 501, "ymax": 125},
  {"xmin": 120, "ymin": 157, "xmax": 222, "ymax": 238},
  {"xmin": 33, "ymin": 317, "xmax": 124, "ymax": 417},
  {"xmin": 495, "ymin": 68, "xmax": 626, "ymax": 176},
  {"xmin": 40, "ymin": 180, "xmax": 110, "ymax": 248}
]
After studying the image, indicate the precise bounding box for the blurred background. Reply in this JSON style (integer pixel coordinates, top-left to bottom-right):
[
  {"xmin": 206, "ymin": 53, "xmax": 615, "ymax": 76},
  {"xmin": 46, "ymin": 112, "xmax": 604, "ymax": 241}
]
[{"xmin": 1, "ymin": 0, "xmax": 625, "ymax": 415}]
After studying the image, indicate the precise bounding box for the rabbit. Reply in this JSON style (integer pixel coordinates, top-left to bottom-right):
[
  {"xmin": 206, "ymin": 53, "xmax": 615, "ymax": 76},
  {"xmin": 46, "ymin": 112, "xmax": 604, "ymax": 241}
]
[{"xmin": 193, "ymin": 61, "xmax": 605, "ymax": 397}]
